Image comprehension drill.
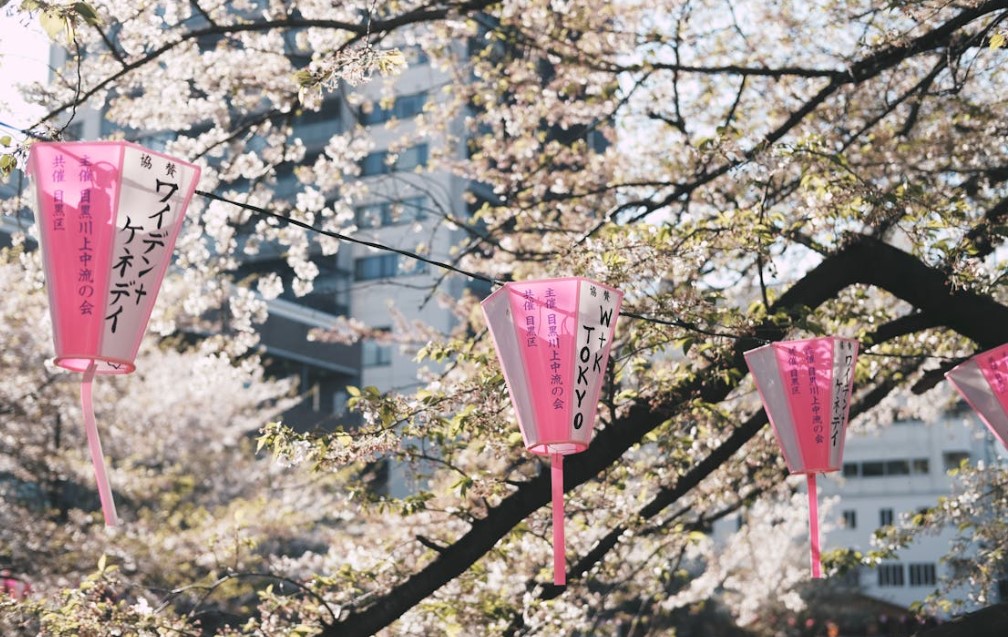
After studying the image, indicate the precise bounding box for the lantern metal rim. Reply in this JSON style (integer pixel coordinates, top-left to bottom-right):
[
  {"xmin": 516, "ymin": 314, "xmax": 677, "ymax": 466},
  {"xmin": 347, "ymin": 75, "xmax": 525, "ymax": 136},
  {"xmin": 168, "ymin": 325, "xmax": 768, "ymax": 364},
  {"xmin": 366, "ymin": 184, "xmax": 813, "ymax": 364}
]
[{"xmin": 54, "ymin": 356, "xmax": 136, "ymax": 375}]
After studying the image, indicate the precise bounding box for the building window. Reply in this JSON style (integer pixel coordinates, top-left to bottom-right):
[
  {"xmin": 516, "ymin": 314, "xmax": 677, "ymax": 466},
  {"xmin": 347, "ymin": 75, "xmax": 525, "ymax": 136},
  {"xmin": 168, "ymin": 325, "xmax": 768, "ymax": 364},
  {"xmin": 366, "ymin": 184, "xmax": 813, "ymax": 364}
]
[
  {"xmin": 909, "ymin": 563, "xmax": 936, "ymax": 587},
  {"xmin": 362, "ymin": 339, "xmax": 392, "ymax": 367},
  {"xmin": 359, "ymin": 144, "xmax": 429, "ymax": 176},
  {"xmin": 396, "ymin": 196, "xmax": 427, "ymax": 223},
  {"xmin": 361, "ymin": 103, "xmax": 389, "ymax": 126},
  {"xmin": 360, "ymin": 150, "xmax": 390, "ymax": 176},
  {"xmin": 879, "ymin": 508, "xmax": 894, "ymax": 526},
  {"xmin": 354, "ymin": 254, "xmax": 427, "ymax": 281},
  {"xmin": 395, "ymin": 92, "xmax": 427, "ymax": 118},
  {"xmin": 333, "ymin": 389, "xmax": 349, "ymax": 416},
  {"xmin": 355, "ymin": 202, "xmax": 386, "ymax": 228},
  {"xmin": 360, "ymin": 91, "xmax": 428, "ymax": 125},
  {"xmin": 355, "ymin": 254, "xmax": 398, "ymax": 280},
  {"xmin": 943, "ymin": 451, "xmax": 971, "ymax": 472},
  {"xmin": 842, "ymin": 509, "xmax": 857, "ymax": 529},
  {"xmin": 877, "ymin": 563, "xmax": 905, "ymax": 587},
  {"xmin": 844, "ymin": 458, "xmax": 931, "ymax": 478},
  {"xmin": 861, "ymin": 461, "xmax": 884, "ymax": 477},
  {"xmin": 397, "ymin": 143, "xmax": 428, "ymax": 171},
  {"xmin": 885, "ymin": 460, "xmax": 910, "ymax": 475},
  {"xmin": 354, "ymin": 196, "xmax": 427, "ymax": 229}
]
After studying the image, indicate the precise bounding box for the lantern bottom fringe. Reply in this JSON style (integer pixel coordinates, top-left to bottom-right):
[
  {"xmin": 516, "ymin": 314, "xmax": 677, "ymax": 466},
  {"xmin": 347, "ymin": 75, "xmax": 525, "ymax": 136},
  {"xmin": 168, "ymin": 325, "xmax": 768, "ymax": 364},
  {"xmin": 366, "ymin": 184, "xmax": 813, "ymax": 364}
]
[
  {"xmin": 807, "ymin": 473, "xmax": 821, "ymax": 579},
  {"xmin": 551, "ymin": 453, "xmax": 565, "ymax": 586},
  {"xmin": 82, "ymin": 363, "xmax": 119, "ymax": 527}
]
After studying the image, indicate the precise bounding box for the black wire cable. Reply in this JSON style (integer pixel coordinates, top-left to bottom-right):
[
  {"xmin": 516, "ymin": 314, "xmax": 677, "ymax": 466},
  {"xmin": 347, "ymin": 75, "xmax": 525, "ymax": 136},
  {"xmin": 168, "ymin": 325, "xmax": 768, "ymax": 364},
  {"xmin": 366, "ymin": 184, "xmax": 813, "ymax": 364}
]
[
  {"xmin": 196, "ymin": 189, "xmax": 500, "ymax": 287},
  {"xmin": 0, "ymin": 121, "xmax": 978, "ymax": 360}
]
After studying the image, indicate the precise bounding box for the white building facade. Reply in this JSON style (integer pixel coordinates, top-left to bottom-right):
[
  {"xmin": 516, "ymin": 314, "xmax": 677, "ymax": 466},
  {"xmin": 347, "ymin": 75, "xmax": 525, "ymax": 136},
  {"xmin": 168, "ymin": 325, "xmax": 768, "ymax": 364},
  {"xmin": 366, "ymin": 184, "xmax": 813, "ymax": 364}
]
[{"xmin": 820, "ymin": 411, "xmax": 1002, "ymax": 609}]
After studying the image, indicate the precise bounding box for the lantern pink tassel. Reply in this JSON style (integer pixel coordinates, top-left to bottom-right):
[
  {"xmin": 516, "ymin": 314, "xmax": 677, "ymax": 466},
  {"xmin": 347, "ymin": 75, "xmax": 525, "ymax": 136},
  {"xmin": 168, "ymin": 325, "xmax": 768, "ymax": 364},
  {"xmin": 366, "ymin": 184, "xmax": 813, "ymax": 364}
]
[
  {"xmin": 81, "ymin": 363, "xmax": 118, "ymax": 526},
  {"xmin": 550, "ymin": 453, "xmax": 566, "ymax": 586},
  {"xmin": 806, "ymin": 473, "xmax": 821, "ymax": 578}
]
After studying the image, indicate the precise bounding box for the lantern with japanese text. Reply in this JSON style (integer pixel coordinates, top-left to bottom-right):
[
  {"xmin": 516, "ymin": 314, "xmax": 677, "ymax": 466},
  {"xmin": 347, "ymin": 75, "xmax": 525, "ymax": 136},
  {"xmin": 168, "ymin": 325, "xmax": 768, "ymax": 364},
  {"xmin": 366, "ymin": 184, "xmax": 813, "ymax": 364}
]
[
  {"xmin": 481, "ymin": 277, "xmax": 622, "ymax": 585},
  {"xmin": 744, "ymin": 336, "xmax": 858, "ymax": 578},
  {"xmin": 28, "ymin": 141, "xmax": 201, "ymax": 526},
  {"xmin": 945, "ymin": 343, "xmax": 1008, "ymax": 450}
]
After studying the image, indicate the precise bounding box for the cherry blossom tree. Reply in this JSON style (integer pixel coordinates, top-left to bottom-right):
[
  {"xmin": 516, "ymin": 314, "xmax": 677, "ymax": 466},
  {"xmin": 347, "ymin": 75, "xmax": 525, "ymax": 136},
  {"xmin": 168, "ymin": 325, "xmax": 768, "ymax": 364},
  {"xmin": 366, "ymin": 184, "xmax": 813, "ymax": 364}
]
[
  {"xmin": 2, "ymin": 0, "xmax": 1008, "ymax": 635},
  {"xmin": 0, "ymin": 248, "xmax": 358, "ymax": 635}
]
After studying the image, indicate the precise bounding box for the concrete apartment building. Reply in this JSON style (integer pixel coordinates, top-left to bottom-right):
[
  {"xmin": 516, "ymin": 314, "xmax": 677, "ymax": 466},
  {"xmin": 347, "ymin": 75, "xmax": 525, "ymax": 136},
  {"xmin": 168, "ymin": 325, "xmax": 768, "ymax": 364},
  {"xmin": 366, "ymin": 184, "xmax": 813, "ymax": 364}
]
[
  {"xmin": 711, "ymin": 406, "xmax": 1006, "ymax": 615},
  {"xmin": 819, "ymin": 409, "xmax": 1003, "ymax": 609},
  {"xmin": 336, "ymin": 51, "xmax": 474, "ymax": 396},
  {"xmin": 7, "ymin": 27, "xmax": 476, "ymax": 450}
]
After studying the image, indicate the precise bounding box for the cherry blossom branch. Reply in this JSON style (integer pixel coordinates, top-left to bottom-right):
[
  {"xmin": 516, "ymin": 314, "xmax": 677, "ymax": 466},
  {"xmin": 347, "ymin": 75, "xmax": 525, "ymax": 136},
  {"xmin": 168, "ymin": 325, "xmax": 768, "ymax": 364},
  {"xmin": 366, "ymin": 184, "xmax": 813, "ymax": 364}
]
[
  {"xmin": 578, "ymin": 0, "xmax": 1008, "ymax": 240},
  {"xmin": 31, "ymin": 0, "xmax": 505, "ymax": 129},
  {"xmin": 322, "ymin": 234, "xmax": 1008, "ymax": 636}
]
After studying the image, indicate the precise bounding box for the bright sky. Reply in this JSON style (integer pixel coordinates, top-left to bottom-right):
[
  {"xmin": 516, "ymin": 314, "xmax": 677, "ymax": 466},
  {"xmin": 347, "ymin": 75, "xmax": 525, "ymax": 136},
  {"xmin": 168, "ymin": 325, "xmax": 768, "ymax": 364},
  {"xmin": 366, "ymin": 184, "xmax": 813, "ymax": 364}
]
[{"xmin": 0, "ymin": 11, "xmax": 51, "ymax": 140}]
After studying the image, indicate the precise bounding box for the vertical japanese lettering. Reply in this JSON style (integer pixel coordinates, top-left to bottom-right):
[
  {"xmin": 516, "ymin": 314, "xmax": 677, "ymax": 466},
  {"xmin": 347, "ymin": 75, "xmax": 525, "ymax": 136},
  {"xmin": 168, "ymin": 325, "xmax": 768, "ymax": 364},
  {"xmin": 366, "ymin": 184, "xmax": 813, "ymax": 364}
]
[
  {"xmin": 77, "ymin": 155, "xmax": 94, "ymax": 315},
  {"xmin": 806, "ymin": 344, "xmax": 824, "ymax": 444},
  {"xmin": 52, "ymin": 189, "xmax": 65, "ymax": 231},
  {"xmin": 105, "ymin": 152, "xmax": 181, "ymax": 335},
  {"xmin": 788, "ymin": 347, "xmax": 800, "ymax": 394},
  {"xmin": 986, "ymin": 350, "xmax": 1008, "ymax": 395},
  {"xmin": 830, "ymin": 341, "xmax": 855, "ymax": 447}
]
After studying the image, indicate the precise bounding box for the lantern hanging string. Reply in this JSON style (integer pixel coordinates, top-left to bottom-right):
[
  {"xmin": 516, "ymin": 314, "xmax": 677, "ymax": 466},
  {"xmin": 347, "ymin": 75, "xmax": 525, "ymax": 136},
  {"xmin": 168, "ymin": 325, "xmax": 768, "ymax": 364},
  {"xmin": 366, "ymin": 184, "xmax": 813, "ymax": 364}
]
[{"xmin": 0, "ymin": 121, "xmax": 974, "ymax": 361}]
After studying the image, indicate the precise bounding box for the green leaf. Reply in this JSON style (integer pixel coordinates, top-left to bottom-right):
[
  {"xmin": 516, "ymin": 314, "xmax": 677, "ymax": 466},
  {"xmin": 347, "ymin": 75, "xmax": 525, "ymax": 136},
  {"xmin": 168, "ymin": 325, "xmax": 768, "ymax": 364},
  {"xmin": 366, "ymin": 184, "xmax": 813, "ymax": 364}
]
[
  {"xmin": 375, "ymin": 48, "xmax": 407, "ymax": 76},
  {"xmin": 451, "ymin": 475, "xmax": 473, "ymax": 496},
  {"xmin": 0, "ymin": 153, "xmax": 17, "ymax": 176},
  {"xmin": 39, "ymin": 9, "xmax": 65, "ymax": 42},
  {"xmin": 73, "ymin": 2, "xmax": 102, "ymax": 26},
  {"xmin": 293, "ymin": 69, "xmax": 316, "ymax": 87},
  {"xmin": 676, "ymin": 336, "xmax": 695, "ymax": 356}
]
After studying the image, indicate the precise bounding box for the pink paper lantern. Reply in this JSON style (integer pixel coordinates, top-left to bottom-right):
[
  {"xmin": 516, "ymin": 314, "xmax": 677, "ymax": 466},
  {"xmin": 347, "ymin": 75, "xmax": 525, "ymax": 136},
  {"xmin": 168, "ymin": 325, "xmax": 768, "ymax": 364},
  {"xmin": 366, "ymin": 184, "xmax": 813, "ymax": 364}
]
[
  {"xmin": 482, "ymin": 277, "xmax": 623, "ymax": 585},
  {"xmin": 28, "ymin": 141, "xmax": 201, "ymax": 526},
  {"xmin": 945, "ymin": 343, "xmax": 1008, "ymax": 450},
  {"xmin": 744, "ymin": 336, "xmax": 858, "ymax": 578}
]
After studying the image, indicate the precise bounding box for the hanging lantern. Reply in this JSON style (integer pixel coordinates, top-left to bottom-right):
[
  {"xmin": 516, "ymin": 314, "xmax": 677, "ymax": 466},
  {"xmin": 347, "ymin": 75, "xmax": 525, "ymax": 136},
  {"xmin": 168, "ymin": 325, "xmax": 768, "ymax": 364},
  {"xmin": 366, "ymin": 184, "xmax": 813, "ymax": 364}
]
[
  {"xmin": 27, "ymin": 141, "xmax": 201, "ymax": 526},
  {"xmin": 482, "ymin": 277, "xmax": 622, "ymax": 585},
  {"xmin": 945, "ymin": 343, "xmax": 1008, "ymax": 449},
  {"xmin": 743, "ymin": 336, "xmax": 858, "ymax": 578}
]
